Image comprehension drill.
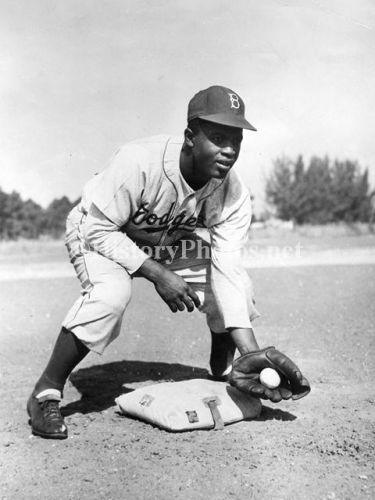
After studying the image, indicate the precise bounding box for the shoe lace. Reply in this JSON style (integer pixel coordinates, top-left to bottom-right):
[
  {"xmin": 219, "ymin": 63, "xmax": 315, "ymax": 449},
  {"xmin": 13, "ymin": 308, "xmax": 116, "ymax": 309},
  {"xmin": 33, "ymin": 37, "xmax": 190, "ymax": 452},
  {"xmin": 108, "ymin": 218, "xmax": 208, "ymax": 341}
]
[{"xmin": 41, "ymin": 400, "xmax": 62, "ymax": 421}]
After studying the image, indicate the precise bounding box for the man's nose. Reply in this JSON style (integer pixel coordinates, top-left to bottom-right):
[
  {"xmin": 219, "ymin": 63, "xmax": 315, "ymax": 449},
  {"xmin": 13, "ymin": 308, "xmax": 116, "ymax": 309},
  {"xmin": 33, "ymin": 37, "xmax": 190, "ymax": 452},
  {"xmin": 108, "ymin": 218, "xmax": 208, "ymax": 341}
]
[{"xmin": 221, "ymin": 142, "xmax": 237, "ymax": 157}]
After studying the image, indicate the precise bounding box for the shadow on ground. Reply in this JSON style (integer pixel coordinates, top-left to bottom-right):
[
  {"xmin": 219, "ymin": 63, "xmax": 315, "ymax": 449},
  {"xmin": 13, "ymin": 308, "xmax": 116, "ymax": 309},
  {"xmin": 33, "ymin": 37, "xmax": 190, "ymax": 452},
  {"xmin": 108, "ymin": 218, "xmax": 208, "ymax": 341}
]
[
  {"xmin": 63, "ymin": 359, "xmax": 296, "ymax": 422},
  {"xmin": 63, "ymin": 360, "xmax": 208, "ymax": 416},
  {"xmin": 257, "ymin": 405, "xmax": 296, "ymax": 421}
]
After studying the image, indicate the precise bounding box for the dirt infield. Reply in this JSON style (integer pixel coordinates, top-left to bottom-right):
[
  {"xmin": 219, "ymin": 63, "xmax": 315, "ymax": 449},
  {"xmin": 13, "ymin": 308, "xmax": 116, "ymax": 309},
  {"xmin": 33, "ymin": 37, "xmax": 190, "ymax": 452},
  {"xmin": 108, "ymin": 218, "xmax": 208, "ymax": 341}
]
[{"xmin": 0, "ymin": 240, "xmax": 375, "ymax": 499}]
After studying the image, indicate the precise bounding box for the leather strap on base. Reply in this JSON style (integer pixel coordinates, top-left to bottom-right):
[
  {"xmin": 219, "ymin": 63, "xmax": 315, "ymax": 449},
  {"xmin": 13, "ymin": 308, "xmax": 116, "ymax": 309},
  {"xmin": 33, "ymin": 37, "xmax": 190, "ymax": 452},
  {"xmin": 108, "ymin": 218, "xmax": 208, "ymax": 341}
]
[{"xmin": 203, "ymin": 397, "xmax": 224, "ymax": 431}]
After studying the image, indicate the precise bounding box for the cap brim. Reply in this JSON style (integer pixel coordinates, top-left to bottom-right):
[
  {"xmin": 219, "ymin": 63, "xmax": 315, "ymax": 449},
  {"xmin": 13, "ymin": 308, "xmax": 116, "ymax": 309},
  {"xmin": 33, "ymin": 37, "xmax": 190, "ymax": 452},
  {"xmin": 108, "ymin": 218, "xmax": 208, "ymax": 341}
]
[{"xmin": 198, "ymin": 112, "xmax": 257, "ymax": 131}]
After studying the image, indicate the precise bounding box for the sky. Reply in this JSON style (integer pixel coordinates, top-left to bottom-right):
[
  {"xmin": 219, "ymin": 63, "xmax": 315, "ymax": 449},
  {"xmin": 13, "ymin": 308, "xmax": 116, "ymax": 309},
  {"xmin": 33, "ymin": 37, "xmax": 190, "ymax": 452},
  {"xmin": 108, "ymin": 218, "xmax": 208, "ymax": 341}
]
[{"xmin": 0, "ymin": 0, "xmax": 374, "ymax": 214}]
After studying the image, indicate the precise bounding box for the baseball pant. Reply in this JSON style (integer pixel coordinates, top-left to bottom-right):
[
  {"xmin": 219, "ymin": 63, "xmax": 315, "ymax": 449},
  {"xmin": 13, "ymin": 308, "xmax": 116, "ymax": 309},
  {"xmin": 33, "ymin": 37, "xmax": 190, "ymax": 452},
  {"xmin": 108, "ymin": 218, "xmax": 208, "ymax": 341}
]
[{"xmin": 62, "ymin": 207, "xmax": 258, "ymax": 354}]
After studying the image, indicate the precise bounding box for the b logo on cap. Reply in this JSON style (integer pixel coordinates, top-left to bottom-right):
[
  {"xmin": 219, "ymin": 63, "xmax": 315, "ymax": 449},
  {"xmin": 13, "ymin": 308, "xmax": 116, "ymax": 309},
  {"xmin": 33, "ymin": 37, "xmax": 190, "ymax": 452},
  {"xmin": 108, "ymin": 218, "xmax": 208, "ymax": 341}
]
[{"xmin": 228, "ymin": 93, "xmax": 240, "ymax": 109}]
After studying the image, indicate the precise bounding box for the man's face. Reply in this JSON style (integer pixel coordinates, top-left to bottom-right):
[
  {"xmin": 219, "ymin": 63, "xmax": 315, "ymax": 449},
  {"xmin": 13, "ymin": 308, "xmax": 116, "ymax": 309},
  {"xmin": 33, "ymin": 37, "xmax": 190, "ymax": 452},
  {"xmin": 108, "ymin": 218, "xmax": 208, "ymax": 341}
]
[{"xmin": 189, "ymin": 120, "xmax": 243, "ymax": 185}]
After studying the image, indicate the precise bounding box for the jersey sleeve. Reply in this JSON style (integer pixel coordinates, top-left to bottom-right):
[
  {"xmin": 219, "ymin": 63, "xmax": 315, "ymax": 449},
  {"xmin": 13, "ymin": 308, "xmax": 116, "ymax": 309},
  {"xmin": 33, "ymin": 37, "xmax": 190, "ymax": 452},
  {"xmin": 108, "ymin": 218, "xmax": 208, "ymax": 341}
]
[
  {"xmin": 208, "ymin": 175, "xmax": 258, "ymax": 329},
  {"xmin": 80, "ymin": 144, "xmax": 150, "ymax": 274},
  {"xmin": 209, "ymin": 178, "xmax": 252, "ymax": 253},
  {"xmin": 81, "ymin": 203, "xmax": 149, "ymax": 274},
  {"xmin": 89, "ymin": 144, "xmax": 147, "ymax": 227}
]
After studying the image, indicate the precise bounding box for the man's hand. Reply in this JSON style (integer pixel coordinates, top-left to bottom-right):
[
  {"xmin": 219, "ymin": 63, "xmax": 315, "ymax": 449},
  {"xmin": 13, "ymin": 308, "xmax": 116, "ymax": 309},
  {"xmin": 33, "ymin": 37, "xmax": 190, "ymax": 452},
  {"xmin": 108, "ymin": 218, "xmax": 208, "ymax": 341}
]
[
  {"xmin": 136, "ymin": 258, "xmax": 200, "ymax": 313},
  {"xmin": 230, "ymin": 346, "xmax": 311, "ymax": 403}
]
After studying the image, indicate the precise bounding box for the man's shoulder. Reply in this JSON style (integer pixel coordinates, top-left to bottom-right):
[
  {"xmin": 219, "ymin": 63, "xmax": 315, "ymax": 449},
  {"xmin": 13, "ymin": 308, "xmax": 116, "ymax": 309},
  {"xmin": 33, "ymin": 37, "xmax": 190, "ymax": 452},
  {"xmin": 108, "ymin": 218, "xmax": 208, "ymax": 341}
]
[
  {"xmin": 128, "ymin": 134, "xmax": 170, "ymax": 145},
  {"xmin": 126, "ymin": 134, "xmax": 182, "ymax": 151},
  {"xmin": 216, "ymin": 169, "xmax": 249, "ymax": 200},
  {"xmin": 225, "ymin": 168, "xmax": 246, "ymax": 186},
  {"xmin": 113, "ymin": 135, "xmax": 181, "ymax": 167}
]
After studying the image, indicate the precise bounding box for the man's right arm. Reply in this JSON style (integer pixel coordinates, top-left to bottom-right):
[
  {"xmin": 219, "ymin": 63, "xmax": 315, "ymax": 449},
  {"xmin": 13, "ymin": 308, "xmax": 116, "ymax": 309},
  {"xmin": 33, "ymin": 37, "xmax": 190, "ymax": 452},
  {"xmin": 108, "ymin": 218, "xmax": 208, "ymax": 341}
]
[
  {"xmin": 81, "ymin": 203, "xmax": 149, "ymax": 274},
  {"xmin": 82, "ymin": 204, "xmax": 200, "ymax": 313}
]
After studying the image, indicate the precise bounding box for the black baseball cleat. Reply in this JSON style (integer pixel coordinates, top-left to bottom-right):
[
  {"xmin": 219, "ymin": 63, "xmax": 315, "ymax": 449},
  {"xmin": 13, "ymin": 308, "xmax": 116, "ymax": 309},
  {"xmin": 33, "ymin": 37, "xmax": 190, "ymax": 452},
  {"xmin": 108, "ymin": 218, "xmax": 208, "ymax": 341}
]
[{"xmin": 27, "ymin": 392, "xmax": 68, "ymax": 440}]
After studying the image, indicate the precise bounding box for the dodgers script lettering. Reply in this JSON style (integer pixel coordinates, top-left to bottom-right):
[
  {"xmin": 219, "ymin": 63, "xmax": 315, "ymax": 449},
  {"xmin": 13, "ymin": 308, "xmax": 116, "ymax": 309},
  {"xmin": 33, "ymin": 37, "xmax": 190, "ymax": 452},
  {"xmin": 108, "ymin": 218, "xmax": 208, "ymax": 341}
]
[{"xmin": 131, "ymin": 203, "xmax": 198, "ymax": 235}]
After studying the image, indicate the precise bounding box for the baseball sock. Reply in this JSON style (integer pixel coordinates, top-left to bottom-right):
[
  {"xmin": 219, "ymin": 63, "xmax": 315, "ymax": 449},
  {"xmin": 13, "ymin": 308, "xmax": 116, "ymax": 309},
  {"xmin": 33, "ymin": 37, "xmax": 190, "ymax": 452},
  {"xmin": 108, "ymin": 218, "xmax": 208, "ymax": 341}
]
[{"xmin": 33, "ymin": 327, "xmax": 90, "ymax": 397}]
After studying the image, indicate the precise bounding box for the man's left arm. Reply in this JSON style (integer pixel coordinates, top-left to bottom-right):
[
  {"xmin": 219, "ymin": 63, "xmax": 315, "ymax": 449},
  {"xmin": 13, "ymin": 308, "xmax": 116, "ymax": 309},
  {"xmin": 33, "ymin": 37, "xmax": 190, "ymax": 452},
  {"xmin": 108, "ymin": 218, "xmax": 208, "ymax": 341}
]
[
  {"xmin": 208, "ymin": 177, "xmax": 258, "ymax": 334},
  {"xmin": 208, "ymin": 176, "xmax": 310, "ymax": 401}
]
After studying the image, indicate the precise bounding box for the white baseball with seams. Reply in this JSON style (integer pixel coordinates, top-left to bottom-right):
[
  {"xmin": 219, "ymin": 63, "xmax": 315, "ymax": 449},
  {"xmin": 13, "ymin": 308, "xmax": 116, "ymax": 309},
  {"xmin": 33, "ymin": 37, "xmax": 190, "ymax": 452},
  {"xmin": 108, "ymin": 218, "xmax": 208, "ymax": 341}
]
[{"xmin": 259, "ymin": 368, "xmax": 281, "ymax": 389}]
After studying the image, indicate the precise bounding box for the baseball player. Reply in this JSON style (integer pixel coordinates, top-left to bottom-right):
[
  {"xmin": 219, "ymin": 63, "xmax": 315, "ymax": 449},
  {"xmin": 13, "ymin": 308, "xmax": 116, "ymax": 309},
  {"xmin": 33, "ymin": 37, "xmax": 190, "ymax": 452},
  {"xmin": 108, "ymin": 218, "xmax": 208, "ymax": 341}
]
[{"xmin": 27, "ymin": 85, "xmax": 310, "ymax": 439}]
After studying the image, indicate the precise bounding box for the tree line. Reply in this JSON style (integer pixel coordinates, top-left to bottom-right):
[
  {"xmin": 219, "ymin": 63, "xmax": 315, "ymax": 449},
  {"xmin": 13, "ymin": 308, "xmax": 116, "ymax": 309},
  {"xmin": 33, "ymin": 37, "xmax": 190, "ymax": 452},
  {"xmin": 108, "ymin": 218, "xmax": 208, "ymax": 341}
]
[
  {"xmin": 265, "ymin": 156, "xmax": 373, "ymax": 224},
  {"xmin": 0, "ymin": 155, "xmax": 374, "ymax": 239},
  {"xmin": 0, "ymin": 188, "xmax": 78, "ymax": 239}
]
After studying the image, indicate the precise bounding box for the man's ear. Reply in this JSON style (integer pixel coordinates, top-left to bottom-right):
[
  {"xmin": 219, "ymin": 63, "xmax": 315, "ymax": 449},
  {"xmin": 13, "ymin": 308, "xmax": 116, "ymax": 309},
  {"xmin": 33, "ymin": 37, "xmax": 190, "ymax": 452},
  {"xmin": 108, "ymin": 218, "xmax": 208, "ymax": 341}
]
[{"xmin": 184, "ymin": 127, "xmax": 195, "ymax": 148}]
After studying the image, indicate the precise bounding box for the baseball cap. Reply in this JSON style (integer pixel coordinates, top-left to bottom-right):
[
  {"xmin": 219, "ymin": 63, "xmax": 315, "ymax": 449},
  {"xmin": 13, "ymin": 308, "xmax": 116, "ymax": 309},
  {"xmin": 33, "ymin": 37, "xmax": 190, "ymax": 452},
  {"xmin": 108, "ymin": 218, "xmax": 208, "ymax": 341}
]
[{"xmin": 187, "ymin": 85, "xmax": 257, "ymax": 131}]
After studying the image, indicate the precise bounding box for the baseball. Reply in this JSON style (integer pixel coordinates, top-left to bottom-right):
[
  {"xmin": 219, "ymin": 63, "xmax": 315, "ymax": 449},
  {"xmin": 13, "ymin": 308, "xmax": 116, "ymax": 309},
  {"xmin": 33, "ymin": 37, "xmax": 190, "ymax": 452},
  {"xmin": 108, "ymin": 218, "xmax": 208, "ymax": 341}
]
[{"xmin": 259, "ymin": 368, "xmax": 281, "ymax": 389}]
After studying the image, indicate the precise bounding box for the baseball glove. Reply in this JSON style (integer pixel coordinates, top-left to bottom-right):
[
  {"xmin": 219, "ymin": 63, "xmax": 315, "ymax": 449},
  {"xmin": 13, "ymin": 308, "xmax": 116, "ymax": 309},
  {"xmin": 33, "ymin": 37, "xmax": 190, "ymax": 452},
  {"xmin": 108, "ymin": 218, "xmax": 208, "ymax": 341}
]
[{"xmin": 230, "ymin": 346, "xmax": 311, "ymax": 403}]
